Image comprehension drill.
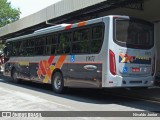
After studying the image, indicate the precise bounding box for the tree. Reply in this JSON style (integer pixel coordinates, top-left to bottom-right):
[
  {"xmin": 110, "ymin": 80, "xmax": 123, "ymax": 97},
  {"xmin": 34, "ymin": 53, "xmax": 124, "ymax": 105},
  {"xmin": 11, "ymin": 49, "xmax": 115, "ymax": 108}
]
[
  {"xmin": 0, "ymin": 0, "xmax": 21, "ymax": 27},
  {"xmin": 0, "ymin": 44, "xmax": 4, "ymax": 51}
]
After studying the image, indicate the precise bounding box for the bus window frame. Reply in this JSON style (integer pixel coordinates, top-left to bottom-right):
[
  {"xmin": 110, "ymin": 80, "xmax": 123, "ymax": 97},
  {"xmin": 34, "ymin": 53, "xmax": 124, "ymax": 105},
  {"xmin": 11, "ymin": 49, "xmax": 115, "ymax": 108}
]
[
  {"xmin": 113, "ymin": 17, "xmax": 154, "ymax": 49},
  {"xmin": 70, "ymin": 22, "xmax": 105, "ymax": 55},
  {"xmin": 7, "ymin": 22, "xmax": 105, "ymax": 57}
]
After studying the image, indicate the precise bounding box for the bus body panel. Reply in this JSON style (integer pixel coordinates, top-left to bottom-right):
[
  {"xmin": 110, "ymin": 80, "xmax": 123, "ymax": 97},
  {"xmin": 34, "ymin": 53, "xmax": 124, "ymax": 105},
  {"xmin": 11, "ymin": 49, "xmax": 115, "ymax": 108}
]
[
  {"xmin": 3, "ymin": 15, "xmax": 155, "ymax": 89},
  {"xmin": 104, "ymin": 16, "xmax": 155, "ymax": 88}
]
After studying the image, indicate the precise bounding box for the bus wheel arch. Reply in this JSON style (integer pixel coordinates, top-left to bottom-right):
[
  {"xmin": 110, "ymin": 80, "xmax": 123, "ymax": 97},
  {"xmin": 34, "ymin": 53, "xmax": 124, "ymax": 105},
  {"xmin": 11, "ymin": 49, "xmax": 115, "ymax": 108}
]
[
  {"xmin": 11, "ymin": 67, "xmax": 16, "ymax": 77},
  {"xmin": 11, "ymin": 67, "xmax": 20, "ymax": 83},
  {"xmin": 51, "ymin": 69, "xmax": 65, "ymax": 94}
]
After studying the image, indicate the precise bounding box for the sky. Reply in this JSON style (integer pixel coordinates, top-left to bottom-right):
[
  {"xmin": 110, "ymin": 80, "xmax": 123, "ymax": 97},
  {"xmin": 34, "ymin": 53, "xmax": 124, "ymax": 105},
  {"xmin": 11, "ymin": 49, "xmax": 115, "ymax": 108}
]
[{"xmin": 8, "ymin": 0, "xmax": 61, "ymax": 18}]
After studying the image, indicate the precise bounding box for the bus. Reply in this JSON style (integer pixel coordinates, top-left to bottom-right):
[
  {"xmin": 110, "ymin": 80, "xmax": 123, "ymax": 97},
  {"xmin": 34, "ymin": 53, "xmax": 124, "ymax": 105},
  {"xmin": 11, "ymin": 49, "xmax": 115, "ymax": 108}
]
[{"xmin": 3, "ymin": 15, "xmax": 155, "ymax": 93}]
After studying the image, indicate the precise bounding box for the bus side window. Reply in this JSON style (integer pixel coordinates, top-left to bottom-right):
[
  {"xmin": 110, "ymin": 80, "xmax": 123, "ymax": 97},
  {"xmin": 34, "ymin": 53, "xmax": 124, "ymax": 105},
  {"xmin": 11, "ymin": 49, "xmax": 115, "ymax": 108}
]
[
  {"xmin": 19, "ymin": 41, "xmax": 25, "ymax": 56},
  {"xmin": 57, "ymin": 32, "xmax": 71, "ymax": 54},
  {"xmin": 72, "ymin": 28, "xmax": 89, "ymax": 54},
  {"xmin": 35, "ymin": 37, "xmax": 46, "ymax": 56},
  {"xmin": 49, "ymin": 34, "xmax": 58, "ymax": 55},
  {"xmin": 91, "ymin": 25, "xmax": 104, "ymax": 53},
  {"xmin": 12, "ymin": 41, "xmax": 20, "ymax": 56},
  {"xmin": 26, "ymin": 39, "xmax": 35, "ymax": 56},
  {"xmin": 4, "ymin": 42, "xmax": 12, "ymax": 57},
  {"xmin": 45, "ymin": 36, "xmax": 52, "ymax": 55}
]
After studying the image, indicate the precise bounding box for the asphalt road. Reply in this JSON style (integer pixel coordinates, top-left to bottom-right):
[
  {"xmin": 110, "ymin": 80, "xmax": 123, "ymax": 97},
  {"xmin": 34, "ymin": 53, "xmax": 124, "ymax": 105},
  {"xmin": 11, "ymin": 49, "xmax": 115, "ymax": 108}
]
[{"xmin": 0, "ymin": 75, "xmax": 160, "ymax": 120}]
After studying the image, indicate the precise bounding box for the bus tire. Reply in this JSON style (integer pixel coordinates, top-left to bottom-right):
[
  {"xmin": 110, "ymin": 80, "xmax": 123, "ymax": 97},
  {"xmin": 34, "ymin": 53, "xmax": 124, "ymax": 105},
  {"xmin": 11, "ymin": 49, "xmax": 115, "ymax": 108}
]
[
  {"xmin": 52, "ymin": 72, "xmax": 65, "ymax": 94},
  {"xmin": 11, "ymin": 69, "xmax": 21, "ymax": 83}
]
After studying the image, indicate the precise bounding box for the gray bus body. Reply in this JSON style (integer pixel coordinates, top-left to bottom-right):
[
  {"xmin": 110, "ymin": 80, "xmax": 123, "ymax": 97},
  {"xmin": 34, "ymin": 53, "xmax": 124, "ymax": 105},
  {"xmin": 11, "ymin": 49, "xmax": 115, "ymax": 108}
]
[{"xmin": 4, "ymin": 15, "xmax": 155, "ymax": 89}]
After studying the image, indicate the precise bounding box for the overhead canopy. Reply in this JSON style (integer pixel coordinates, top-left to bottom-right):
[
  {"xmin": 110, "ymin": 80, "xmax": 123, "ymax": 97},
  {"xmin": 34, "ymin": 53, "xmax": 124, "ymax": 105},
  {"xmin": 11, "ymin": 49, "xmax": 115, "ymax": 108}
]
[{"xmin": 0, "ymin": 0, "xmax": 143, "ymax": 41}]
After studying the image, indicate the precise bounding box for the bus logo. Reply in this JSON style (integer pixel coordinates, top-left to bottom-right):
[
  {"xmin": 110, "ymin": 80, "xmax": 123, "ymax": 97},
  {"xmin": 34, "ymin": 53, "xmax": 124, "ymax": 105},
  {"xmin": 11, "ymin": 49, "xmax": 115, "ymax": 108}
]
[
  {"xmin": 123, "ymin": 67, "xmax": 128, "ymax": 73},
  {"xmin": 37, "ymin": 55, "xmax": 67, "ymax": 83},
  {"xmin": 119, "ymin": 54, "xmax": 151, "ymax": 64},
  {"xmin": 70, "ymin": 55, "xmax": 75, "ymax": 62}
]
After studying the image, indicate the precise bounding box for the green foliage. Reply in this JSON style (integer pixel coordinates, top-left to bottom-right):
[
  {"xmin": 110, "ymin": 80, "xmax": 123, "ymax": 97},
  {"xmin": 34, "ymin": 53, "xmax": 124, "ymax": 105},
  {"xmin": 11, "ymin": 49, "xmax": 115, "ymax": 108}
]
[
  {"xmin": 0, "ymin": 0, "xmax": 21, "ymax": 27},
  {"xmin": 0, "ymin": 44, "xmax": 4, "ymax": 51}
]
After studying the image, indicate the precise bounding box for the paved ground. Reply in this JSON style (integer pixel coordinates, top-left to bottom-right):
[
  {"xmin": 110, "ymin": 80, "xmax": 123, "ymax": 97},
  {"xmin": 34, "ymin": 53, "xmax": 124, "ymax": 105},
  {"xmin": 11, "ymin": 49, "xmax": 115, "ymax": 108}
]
[{"xmin": 0, "ymin": 75, "xmax": 160, "ymax": 120}]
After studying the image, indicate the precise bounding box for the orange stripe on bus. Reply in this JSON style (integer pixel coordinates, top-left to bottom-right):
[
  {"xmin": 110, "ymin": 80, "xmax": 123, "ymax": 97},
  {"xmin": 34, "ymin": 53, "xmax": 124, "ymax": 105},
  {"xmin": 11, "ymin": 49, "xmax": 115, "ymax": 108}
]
[
  {"xmin": 78, "ymin": 21, "xmax": 86, "ymax": 27},
  {"xmin": 43, "ymin": 60, "xmax": 52, "ymax": 80},
  {"xmin": 55, "ymin": 55, "xmax": 67, "ymax": 69},
  {"xmin": 40, "ymin": 61, "xmax": 46, "ymax": 75},
  {"xmin": 119, "ymin": 54, "xmax": 124, "ymax": 59}
]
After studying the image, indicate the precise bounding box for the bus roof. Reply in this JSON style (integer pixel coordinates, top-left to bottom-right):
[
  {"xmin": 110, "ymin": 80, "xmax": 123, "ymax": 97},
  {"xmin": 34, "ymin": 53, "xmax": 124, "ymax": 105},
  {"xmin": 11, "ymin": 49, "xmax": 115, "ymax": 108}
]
[{"xmin": 6, "ymin": 15, "xmax": 128, "ymax": 42}]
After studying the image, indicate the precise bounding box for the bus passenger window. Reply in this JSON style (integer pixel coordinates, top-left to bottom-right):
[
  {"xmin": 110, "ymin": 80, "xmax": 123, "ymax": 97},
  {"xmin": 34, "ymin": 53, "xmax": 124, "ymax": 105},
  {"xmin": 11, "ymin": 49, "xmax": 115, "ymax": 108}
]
[
  {"xmin": 19, "ymin": 41, "xmax": 25, "ymax": 56},
  {"xmin": 46, "ymin": 36, "xmax": 52, "ymax": 45},
  {"xmin": 45, "ymin": 46, "xmax": 51, "ymax": 55},
  {"xmin": 52, "ymin": 34, "xmax": 58, "ymax": 44},
  {"xmin": 51, "ymin": 45, "xmax": 57, "ymax": 55},
  {"xmin": 91, "ymin": 25, "xmax": 104, "ymax": 53},
  {"xmin": 35, "ymin": 46, "xmax": 44, "ymax": 55},
  {"xmin": 12, "ymin": 42, "xmax": 20, "ymax": 56},
  {"xmin": 26, "ymin": 48, "xmax": 34, "ymax": 56},
  {"xmin": 72, "ymin": 28, "xmax": 89, "ymax": 54},
  {"xmin": 57, "ymin": 32, "xmax": 71, "ymax": 54}
]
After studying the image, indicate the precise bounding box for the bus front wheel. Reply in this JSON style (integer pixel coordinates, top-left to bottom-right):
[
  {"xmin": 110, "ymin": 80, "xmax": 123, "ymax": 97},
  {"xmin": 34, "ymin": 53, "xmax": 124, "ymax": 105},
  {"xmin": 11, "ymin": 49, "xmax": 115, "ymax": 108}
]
[
  {"xmin": 11, "ymin": 69, "xmax": 21, "ymax": 83},
  {"xmin": 52, "ymin": 72, "xmax": 65, "ymax": 94}
]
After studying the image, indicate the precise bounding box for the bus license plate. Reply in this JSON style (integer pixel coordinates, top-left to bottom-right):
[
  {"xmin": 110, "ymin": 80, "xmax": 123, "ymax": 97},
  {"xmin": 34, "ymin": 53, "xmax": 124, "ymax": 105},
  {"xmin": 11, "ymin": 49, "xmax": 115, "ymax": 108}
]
[{"xmin": 132, "ymin": 68, "xmax": 140, "ymax": 72}]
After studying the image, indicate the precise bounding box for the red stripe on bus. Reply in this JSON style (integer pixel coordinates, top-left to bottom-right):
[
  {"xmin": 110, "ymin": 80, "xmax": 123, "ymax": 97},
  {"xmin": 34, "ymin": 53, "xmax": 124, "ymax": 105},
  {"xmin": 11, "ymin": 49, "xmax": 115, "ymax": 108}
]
[
  {"xmin": 65, "ymin": 24, "xmax": 72, "ymax": 30},
  {"xmin": 48, "ymin": 56, "xmax": 55, "ymax": 65},
  {"xmin": 40, "ymin": 61, "xmax": 46, "ymax": 75}
]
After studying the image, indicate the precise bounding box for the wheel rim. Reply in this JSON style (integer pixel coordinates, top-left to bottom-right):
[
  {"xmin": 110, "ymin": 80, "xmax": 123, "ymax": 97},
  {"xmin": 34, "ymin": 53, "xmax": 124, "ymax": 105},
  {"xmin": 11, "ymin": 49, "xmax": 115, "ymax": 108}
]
[
  {"xmin": 13, "ymin": 72, "xmax": 17, "ymax": 80},
  {"xmin": 54, "ymin": 76, "xmax": 62, "ymax": 90}
]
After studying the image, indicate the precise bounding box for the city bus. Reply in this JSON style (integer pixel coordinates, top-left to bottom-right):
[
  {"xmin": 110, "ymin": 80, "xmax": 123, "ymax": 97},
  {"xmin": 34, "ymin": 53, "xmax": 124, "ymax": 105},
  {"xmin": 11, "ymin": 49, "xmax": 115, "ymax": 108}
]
[{"xmin": 3, "ymin": 15, "xmax": 155, "ymax": 93}]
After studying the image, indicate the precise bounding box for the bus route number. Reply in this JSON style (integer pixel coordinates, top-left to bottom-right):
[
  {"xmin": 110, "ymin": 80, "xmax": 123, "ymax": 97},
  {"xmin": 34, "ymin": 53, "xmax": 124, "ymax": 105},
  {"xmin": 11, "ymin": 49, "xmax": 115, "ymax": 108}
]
[{"xmin": 86, "ymin": 56, "xmax": 95, "ymax": 62}]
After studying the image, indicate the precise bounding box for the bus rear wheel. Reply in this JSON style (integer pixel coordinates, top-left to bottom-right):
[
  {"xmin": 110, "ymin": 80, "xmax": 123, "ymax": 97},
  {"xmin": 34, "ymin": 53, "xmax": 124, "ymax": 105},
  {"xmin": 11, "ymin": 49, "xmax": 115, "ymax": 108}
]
[
  {"xmin": 11, "ymin": 69, "xmax": 21, "ymax": 83},
  {"xmin": 52, "ymin": 72, "xmax": 65, "ymax": 94}
]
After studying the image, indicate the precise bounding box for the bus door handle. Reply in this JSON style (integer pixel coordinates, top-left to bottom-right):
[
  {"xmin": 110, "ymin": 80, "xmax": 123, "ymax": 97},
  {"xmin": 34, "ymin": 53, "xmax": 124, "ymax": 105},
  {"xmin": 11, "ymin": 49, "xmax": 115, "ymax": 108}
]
[{"xmin": 84, "ymin": 65, "xmax": 97, "ymax": 71}]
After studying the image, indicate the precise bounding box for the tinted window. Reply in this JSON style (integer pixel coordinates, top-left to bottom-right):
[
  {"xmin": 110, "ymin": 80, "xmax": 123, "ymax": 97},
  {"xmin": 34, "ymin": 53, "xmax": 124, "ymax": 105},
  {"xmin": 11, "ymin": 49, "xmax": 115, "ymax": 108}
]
[
  {"xmin": 12, "ymin": 41, "xmax": 21, "ymax": 56},
  {"xmin": 115, "ymin": 18, "xmax": 154, "ymax": 49},
  {"xmin": 72, "ymin": 28, "xmax": 89, "ymax": 54},
  {"xmin": 5, "ymin": 42, "xmax": 12, "ymax": 57},
  {"xmin": 57, "ymin": 32, "xmax": 71, "ymax": 54},
  {"xmin": 35, "ymin": 46, "xmax": 44, "ymax": 55},
  {"xmin": 91, "ymin": 25, "xmax": 104, "ymax": 53},
  {"xmin": 46, "ymin": 36, "xmax": 52, "ymax": 45},
  {"xmin": 19, "ymin": 40, "xmax": 26, "ymax": 56},
  {"xmin": 45, "ymin": 46, "xmax": 51, "ymax": 55},
  {"xmin": 35, "ymin": 37, "xmax": 46, "ymax": 55}
]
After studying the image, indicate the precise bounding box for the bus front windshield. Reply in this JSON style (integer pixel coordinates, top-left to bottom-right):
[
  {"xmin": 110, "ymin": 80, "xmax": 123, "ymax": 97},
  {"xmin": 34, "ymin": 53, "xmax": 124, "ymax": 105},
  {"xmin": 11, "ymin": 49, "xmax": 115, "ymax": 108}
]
[{"xmin": 115, "ymin": 18, "xmax": 154, "ymax": 49}]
